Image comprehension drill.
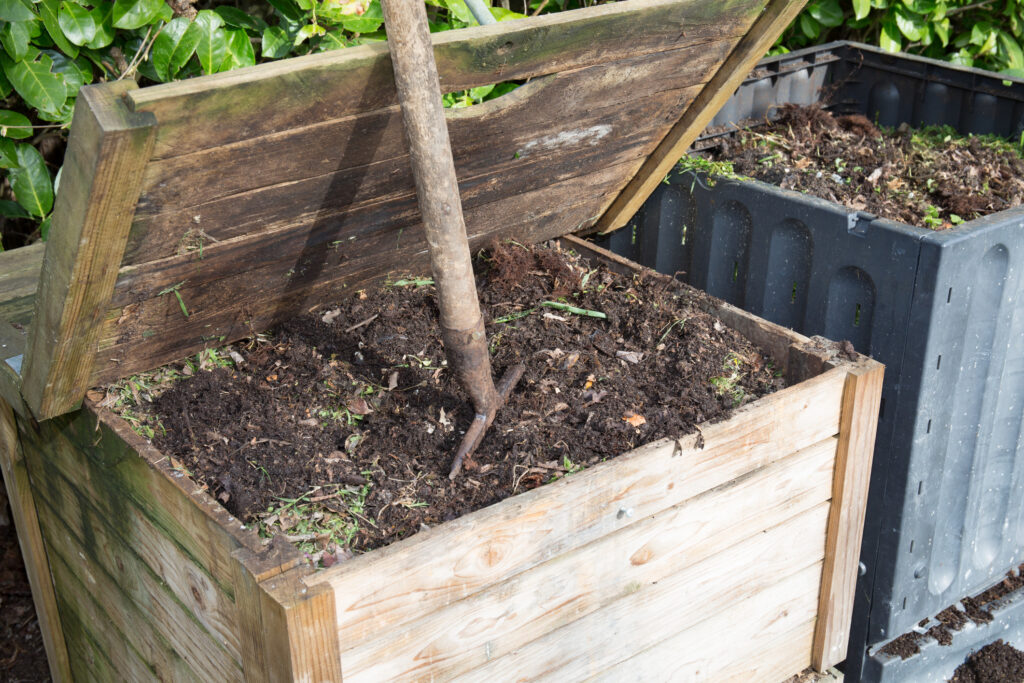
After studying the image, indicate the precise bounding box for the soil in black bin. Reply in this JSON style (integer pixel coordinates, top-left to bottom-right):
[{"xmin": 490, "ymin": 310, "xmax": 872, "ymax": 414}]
[
  {"xmin": 950, "ymin": 640, "xmax": 1024, "ymax": 683},
  {"xmin": 708, "ymin": 104, "xmax": 1024, "ymax": 230},
  {"xmin": 124, "ymin": 243, "xmax": 785, "ymax": 565}
]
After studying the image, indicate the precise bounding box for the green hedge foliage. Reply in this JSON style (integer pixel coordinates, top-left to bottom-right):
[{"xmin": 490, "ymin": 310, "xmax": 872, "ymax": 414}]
[{"xmin": 777, "ymin": 0, "xmax": 1024, "ymax": 78}]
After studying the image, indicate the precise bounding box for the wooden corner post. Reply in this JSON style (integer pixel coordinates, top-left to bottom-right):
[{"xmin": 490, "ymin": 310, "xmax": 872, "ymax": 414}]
[
  {"xmin": 812, "ymin": 359, "xmax": 884, "ymax": 670},
  {"xmin": 22, "ymin": 81, "xmax": 157, "ymax": 420},
  {"xmin": 0, "ymin": 398, "xmax": 73, "ymax": 682},
  {"xmin": 232, "ymin": 548, "xmax": 343, "ymax": 682}
]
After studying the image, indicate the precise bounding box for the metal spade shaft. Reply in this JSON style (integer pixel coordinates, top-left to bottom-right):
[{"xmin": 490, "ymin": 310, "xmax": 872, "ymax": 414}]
[{"xmin": 381, "ymin": 0, "xmax": 525, "ymax": 479}]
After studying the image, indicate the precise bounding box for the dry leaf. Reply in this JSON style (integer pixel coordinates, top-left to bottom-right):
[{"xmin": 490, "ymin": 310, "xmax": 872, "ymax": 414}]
[
  {"xmin": 266, "ymin": 374, "xmax": 278, "ymax": 382},
  {"xmin": 387, "ymin": 371, "xmax": 399, "ymax": 391},
  {"xmin": 321, "ymin": 308, "xmax": 342, "ymax": 324},
  {"xmin": 560, "ymin": 352, "xmax": 580, "ymax": 370},
  {"xmin": 85, "ymin": 388, "xmax": 105, "ymax": 404},
  {"xmin": 347, "ymin": 397, "xmax": 372, "ymax": 415},
  {"xmin": 623, "ymin": 412, "xmax": 646, "ymax": 427},
  {"xmin": 616, "ymin": 350, "xmax": 643, "ymax": 364}
]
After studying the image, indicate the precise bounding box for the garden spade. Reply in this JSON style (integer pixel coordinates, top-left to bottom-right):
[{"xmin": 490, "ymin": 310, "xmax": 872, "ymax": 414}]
[{"xmin": 380, "ymin": 0, "xmax": 525, "ymax": 479}]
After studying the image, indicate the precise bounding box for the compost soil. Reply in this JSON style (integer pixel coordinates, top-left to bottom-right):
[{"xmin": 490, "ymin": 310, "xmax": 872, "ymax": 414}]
[
  {"xmin": 712, "ymin": 104, "xmax": 1024, "ymax": 229},
  {"xmin": 878, "ymin": 563, "xmax": 1024, "ymax": 668},
  {"xmin": 0, "ymin": 480, "xmax": 51, "ymax": 682},
  {"xmin": 951, "ymin": 640, "xmax": 1024, "ymax": 682},
  {"xmin": 132, "ymin": 243, "xmax": 785, "ymax": 560}
]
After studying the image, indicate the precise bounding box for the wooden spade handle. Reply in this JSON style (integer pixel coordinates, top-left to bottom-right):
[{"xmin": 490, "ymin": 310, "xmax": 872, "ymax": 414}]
[{"xmin": 381, "ymin": 0, "xmax": 499, "ymax": 416}]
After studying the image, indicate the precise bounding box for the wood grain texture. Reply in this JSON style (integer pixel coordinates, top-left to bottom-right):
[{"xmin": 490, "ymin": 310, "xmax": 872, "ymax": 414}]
[
  {"xmin": 340, "ymin": 436, "xmax": 837, "ymax": 682},
  {"xmin": 125, "ymin": 40, "xmax": 723, "ymax": 263},
  {"xmin": 592, "ymin": 0, "xmax": 809, "ymax": 233},
  {"xmin": 0, "ymin": 399, "xmax": 72, "ymax": 682},
  {"xmin": 93, "ymin": 159, "xmax": 637, "ymax": 383},
  {"xmin": 456, "ymin": 511, "xmax": 827, "ymax": 681},
  {"xmin": 21, "ymin": 81, "xmax": 156, "ymax": 419},
  {"xmin": 307, "ymin": 367, "xmax": 846, "ymax": 644},
  {"xmin": 585, "ymin": 566, "xmax": 822, "ymax": 683},
  {"xmin": 0, "ymin": 242, "xmax": 44, "ymax": 327},
  {"xmin": 127, "ymin": 0, "xmax": 765, "ymax": 159},
  {"xmin": 812, "ymin": 358, "xmax": 884, "ymax": 670}
]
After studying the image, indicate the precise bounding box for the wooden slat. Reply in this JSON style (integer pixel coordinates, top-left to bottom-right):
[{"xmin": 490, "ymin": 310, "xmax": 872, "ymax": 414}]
[
  {"xmin": 17, "ymin": 405, "xmax": 265, "ymax": 598},
  {"xmin": 0, "ymin": 400, "xmax": 72, "ymax": 682},
  {"xmin": 341, "ymin": 436, "xmax": 837, "ymax": 682},
  {"xmin": 21, "ymin": 81, "xmax": 156, "ymax": 419},
  {"xmin": 0, "ymin": 241, "xmax": 44, "ymax": 327},
  {"xmin": 125, "ymin": 41, "xmax": 726, "ymax": 262},
  {"xmin": 233, "ymin": 561, "xmax": 343, "ymax": 682},
  {"xmin": 455, "ymin": 509, "xmax": 828, "ymax": 681},
  {"xmin": 33, "ymin": 484, "xmax": 242, "ymax": 681},
  {"xmin": 92, "ymin": 158, "xmax": 637, "ymax": 383},
  {"xmin": 45, "ymin": 533, "xmax": 202, "ymax": 681},
  {"xmin": 55, "ymin": 586, "xmax": 155, "ymax": 682},
  {"xmin": 585, "ymin": 567, "xmax": 822, "ymax": 682},
  {"xmin": 713, "ymin": 620, "xmax": 818, "ymax": 682},
  {"xmin": 306, "ymin": 367, "xmax": 846, "ymax": 644},
  {"xmin": 592, "ymin": 0, "xmax": 809, "ymax": 234},
  {"xmin": 126, "ymin": 0, "xmax": 766, "ymax": 159},
  {"xmin": 812, "ymin": 359, "xmax": 884, "ymax": 670},
  {"xmin": 30, "ymin": 447, "xmax": 242, "ymax": 667}
]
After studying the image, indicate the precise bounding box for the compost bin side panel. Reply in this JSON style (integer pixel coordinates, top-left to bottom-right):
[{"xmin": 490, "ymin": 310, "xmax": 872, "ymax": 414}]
[
  {"xmin": 14, "ymin": 407, "xmax": 265, "ymax": 681},
  {"xmin": 0, "ymin": 397, "xmax": 72, "ymax": 681}
]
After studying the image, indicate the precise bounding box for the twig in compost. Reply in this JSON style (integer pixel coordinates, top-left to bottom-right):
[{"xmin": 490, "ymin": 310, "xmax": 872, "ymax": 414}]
[
  {"xmin": 345, "ymin": 314, "xmax": 379, "ymax": 333},
  {"xmin": 540, "ymin": 301, "xmax": 607, "ymax": 319}
]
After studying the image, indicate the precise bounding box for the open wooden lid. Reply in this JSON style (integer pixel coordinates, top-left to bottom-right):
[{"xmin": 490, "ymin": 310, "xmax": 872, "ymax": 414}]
[{"xmin": 0, "ymin": 0, "xmax": 806, "ymax": 419}]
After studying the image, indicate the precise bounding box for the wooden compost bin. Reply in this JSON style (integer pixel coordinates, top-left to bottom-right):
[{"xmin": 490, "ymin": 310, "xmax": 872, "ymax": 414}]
[{"xmin": 0, "ymin": 0, "xmax": 887, "ymax": 680}]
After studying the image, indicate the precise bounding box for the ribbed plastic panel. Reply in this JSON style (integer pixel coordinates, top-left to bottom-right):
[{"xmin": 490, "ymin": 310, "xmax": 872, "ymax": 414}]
[{"xmin": 595, "ymin": 42, "xmax": 1024, "ymax": 682}]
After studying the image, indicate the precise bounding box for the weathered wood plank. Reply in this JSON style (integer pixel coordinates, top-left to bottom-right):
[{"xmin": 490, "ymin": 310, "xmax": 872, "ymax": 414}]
[
  {"xmin": 0, "ymin": 241, "xmax": 43, "ymax": 327},
  {"xmin": 592, "ymin": 0, "xmax": 809, "ymax": 233},
  {"xmin": 30, "ymin": 445, "xmax": 242, "ymax": 668},
  {"xmin": 813, "ymin": 358, "xmax": 884, "ymax": 670},
  {"xmin": 46, "ymin": 533, "xmax": 201, "ymax": 681},
  {"xmin": 55, "ymin": 587, "xmax": 152, "ymax": 683},
  {"xmin": 124, "ymin": 41, "xmax": 720, "ymax": 263},
  {"xmin": 341, "ymin": 436, "xmax": 837, "ymax": 681},
  {"xmin": 0, "ymin": 326, "xmax": 27, "ymax": 416},
  {"xmin": 307, "ymin": 367, "xmax": 846, "ymax": 643},
  {"xmin": 260, "ymin": 569, "xmax": 344, "ymax": 682},
  {"xmin": 585, "ymin": 569, "xmax": 821, "ymax": 682},
  {"xmin": 455, "ymin": 509, "xmax": 827, "ymax": 681},
  {"xmin": 92, "ymin": 159, "xmax": 635, "ymax": 383},
  {"xmin": 21, "ymin": 81, "xmax": 156, "ymax": 419},
  {"xmin": 17, "ymin": 405, "xmax": 265, "ymax": 598},
  {"xmin": 712, "ymin": 619, "xmax": 818, "ymax": 682},
  {"xmin": 127, "ymin": 0, "xmax": 766, "ymax": 159},
  {"xmin": 0, "ymin": 400, "xmax": 72, "ymax": 682}
]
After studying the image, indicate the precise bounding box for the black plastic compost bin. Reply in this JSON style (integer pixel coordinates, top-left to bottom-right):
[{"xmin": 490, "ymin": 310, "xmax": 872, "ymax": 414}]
[{"xmin": 595, "ymin": 41, "xmax": 1024, "ymax": 682}]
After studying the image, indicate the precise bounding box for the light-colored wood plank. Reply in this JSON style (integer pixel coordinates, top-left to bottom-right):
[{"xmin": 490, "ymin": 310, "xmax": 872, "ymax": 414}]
[
  {"xmin": 21, "ymin": 81, "xmax": 156, "ymax": 419},
  {"xmin": 0, "ymin": 399, "xmax": 72, "ymax": 682},
  {"xmin": 30, "ymin": 446, "xmax": 242, "ymax": 666},
  {"xmin": 592, "ymin": 0, "xmax": 809, "ymax": 234},
  {"xmin": 341, "ymin": 436, "xmax": 837, "ymax": 681},
  {"xmin": 456, "ymin": 510, "xmax": 828, "ymax": 681},
  {"xmin": 714, "ymin": 619, "xmax": 818, "ymax": 683},
  {"xmin": 127, "ymin": 0, "xmax": 765, "ymax": 159},
  {"xmin": 32, "ymin": 474, "xmax": 243, "ymax": 681},
  {"xmin": 307, "ymin": 367, "xmax": 846, "ymax": 643},
  {"xmin": 812, "ymin": 359, "xmax": 885, "ymax": 670}
]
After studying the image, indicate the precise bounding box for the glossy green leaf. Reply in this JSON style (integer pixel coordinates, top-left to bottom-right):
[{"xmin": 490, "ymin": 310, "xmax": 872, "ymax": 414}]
[
  {"xmin": 0, "ymin": 200, "xmax": 30, "ymax": 219},
  {"xmin": 194, "ymin": 10, "xmax": 226, "ymax": 74},
  {"xmin": 266, "ymin": 0, "xmax": 304, "ymax": 22},
  {"xmin": 318, "ymin": 30, "xmax": 347, "ymax": 52},
  {"xmin": 490, "ymin": 7, "xmax": 526, "ymax": 20},
  {"xmin": 152, "ymin": 16, "xmax": 200, "ymax": 80},
  {"xmin": 38, "ymin": 0, "xmax": 79, "ymax": 58},
  {"xmin": 808, "ymin": 0, "xmax": 843, "ymax": 27},
  {"xmin": 340, "ymin": 0, "xmax": 383, "ymax": 33},
  {"xmin": 2, "ymin": 52, "xmax": 67, "ymax": 115},
  {"xmin": 86, "ymin": 2, "xmax": 115, "ymax": 49},
  {"xmin": 852, "ymin": 0, "xmax": 871, "ymax": 21},
  {"xmin": 933, "ymin": 17, "xmax": 950, "ymax": 46},
  {"xmin": 58, "ymin": 1, "xmax": 97, "ymax": 45},
  {"xmin": 0, "ymin": 110, "xmax": 32, "ymax": 139},
  {"xmin": 0, "ymin": 21, "xmax": 34, "ymax": 61},
  {"xmin": 261, "ymin": 25, "xmax": 291, "ymax": 58},
  {"xmin": 895, "ymin": 6, "xmax": 925, "ymax": 41},
  {"xmin": 0, "ymin": 137, "xmax": 15, "ymax": 167},
  {"xmin": 214, "ymin": 6, "xmax": 266, "ymax": 32},
  {"xmin": 220, "ymin": 28, "xmax": 255, "ymax": 71},
  {"xmin": 294, "ymin": 23, "xmax": 324, "ymax": 46},
  {"xmin": 44, "ymin": 50, "xmax": 90, "ymax": 94},
  {"xmin": 799, "ymin": 13, "xmax": 821, "ymax": 40},
  {"xmin": 11, "ymin": 143, "xmax": 53, "ymax": 217},
  {"xmin": 0, "ymin": 69, "xmax": 10, "ymax": 98},
  {"xmin": 38, "ymin": 215, "xmax": 51, "ymax": 239},
  {"xmin": 998, "ymin": 30, "xmax": 1024, "ymax": 69},
  {"xmin": 0, "ymin": 0, "xmax": 35, "ymax": 22},
  {"xmin": 880, "ymin": 16, "xmax": 902, "ymax": 52},
  {"xmin": 111, "ymin": 0, "xmax": 163, "ymax": 30}
]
